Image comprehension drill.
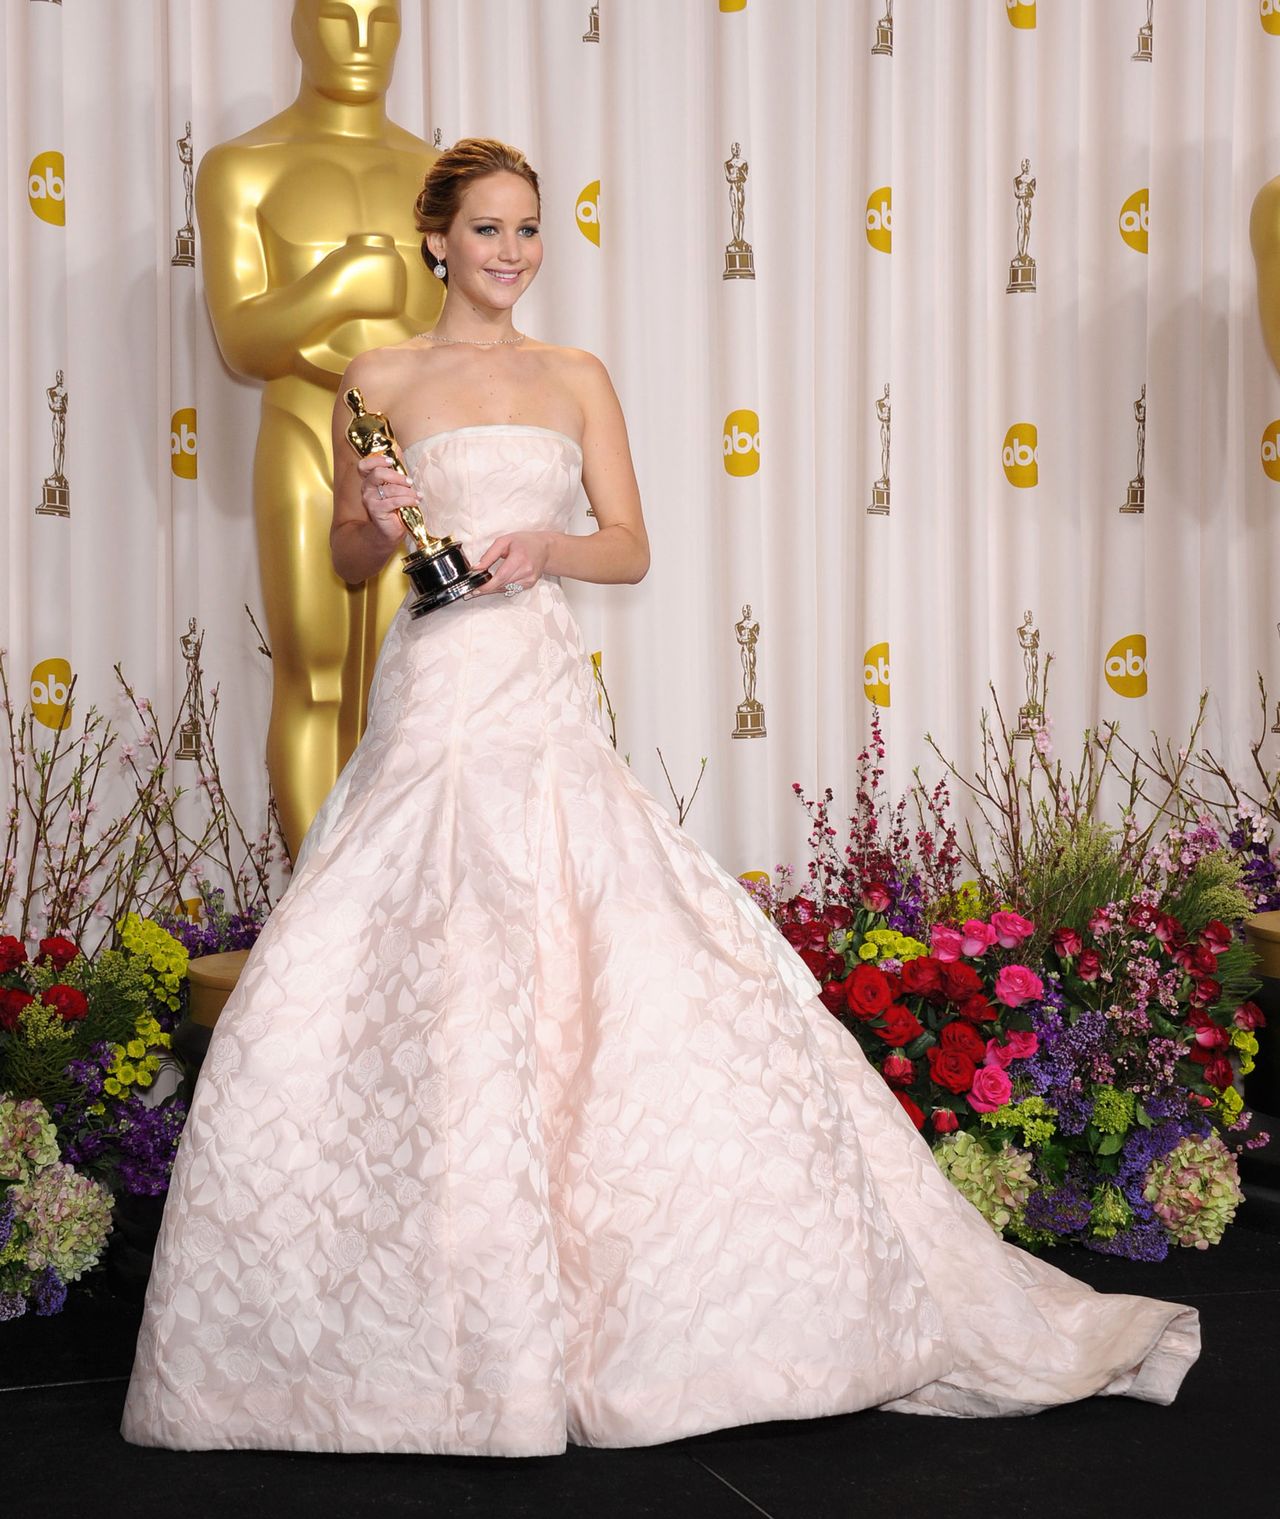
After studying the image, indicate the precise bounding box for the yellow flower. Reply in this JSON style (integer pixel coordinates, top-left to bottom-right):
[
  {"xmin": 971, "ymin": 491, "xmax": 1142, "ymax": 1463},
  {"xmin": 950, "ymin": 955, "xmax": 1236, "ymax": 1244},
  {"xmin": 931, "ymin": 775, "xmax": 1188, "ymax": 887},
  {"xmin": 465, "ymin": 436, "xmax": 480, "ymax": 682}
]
[
  {"xmin": 104, "ymin": 1078, "xmax": 123, "ymax": 1097},
  {"xmin": 858, "ymin": 942, "xmax": 879, "ymax": 961},
  {"xmin": 88, "ymin": 1101, "xmax": 105, "ymax": 1115},
  {"xmin": 117, "ymin": 1063, "xmax": 137, "ymax": 1083},
  {"xmin": 135, "ymin": 1069, "xmax": 153, "ymax": 1087},
  {"xmin": 126, "ymin": 1039, "xmax": 147, "ymax": 1059},
  {"xmin": 1218, "ymin": 1086, "xmax": 1244, "ymax": 1123}
]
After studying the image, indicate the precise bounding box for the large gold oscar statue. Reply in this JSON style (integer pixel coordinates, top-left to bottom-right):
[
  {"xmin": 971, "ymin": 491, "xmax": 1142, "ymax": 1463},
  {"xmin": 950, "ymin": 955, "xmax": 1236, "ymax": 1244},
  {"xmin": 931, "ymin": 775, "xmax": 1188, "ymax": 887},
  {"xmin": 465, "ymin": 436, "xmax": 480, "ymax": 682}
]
[
  {"xmin": 1252, "ymin": 175, "xmax": 1280, "ymax": 376},
  {"xmin": 195, "ymin": 0, "xmax": 441, "ymax": 859}
]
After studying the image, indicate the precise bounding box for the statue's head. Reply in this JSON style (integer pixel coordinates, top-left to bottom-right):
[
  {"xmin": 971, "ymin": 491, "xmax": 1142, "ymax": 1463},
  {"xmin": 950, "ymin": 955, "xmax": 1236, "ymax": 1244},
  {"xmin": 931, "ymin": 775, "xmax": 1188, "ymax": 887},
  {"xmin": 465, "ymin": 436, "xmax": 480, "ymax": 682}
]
[{"xmin": 292, "ymin": 0, "xmax": 400, "ymax": 102}]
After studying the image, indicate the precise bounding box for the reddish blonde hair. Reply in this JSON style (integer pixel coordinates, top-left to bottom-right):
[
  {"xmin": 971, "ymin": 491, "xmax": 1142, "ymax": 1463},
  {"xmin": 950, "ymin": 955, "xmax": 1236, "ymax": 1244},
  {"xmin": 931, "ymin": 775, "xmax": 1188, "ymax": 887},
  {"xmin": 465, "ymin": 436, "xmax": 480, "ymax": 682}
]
[{"xmin": 414, "ymin": 138, "xmax": 541, "ymax": 281}]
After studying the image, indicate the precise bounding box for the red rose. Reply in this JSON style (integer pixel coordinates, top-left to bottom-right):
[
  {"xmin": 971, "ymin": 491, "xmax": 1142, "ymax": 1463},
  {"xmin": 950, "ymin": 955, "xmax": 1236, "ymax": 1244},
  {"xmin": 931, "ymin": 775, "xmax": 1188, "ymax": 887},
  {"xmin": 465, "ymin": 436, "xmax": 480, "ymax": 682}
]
[
  {"xmin": 1203, "ymin": 1056, "xmax": 1234, "ymax": 1092},
  {"xmin": 875, "ymin": 1004, "xmax": 925, "ymax": 1047},
  {"xmin": 799, "ymin": 947, "xmax": 845, "ymax": 984},
  {"xmin": 894, "ymin": 1090, "xmax": 926, "ymax": 1129},
  {"xmin": 939, "ymin": 1019, "xmax": 987, "ymax": 1061},
  {"xmin": 862, "ymin": 882, "xmax": 892, "ymax": 913},
  {"xmin": 1176, "ymin": 944, "xmax": 1218, "ymax": 976},
  {"xmin": 882, "ymin": 1053, "xmax": 915, "ymax": 1088},
  {"xmin": 826, "ymin": 903, "xmax": 854, "ymax": 929},
  {"xmin": 956, "ymin": 992, "xmax": 998, "ymax": 1024},
  {"xmin": 899, "ymin": 956, "xmax": 944, "ymax": 999},
  {"xmin": 42, "ymin": 983, "xmax": 88, "ymax": 1022},
  {"xmin": 783, "ymin": 920, "xmax": 830, "ymax": 952},
  {"xmin": 36, "ymin": 935, "xmax": 79, "ymax": 971},
  {"xmin": 0, "ymin": 987, "xmax": 35, "ymax": 1032},
  {"xmin": 1193, "ymin": 1024, "xmax": 1230, "ymax": 1050},
  {"xmin": 1201, "ymin": 920, "xmax": 1232, "ymax": 956},
  {"xmin": 0, "ymin": 935, "xmax": 28, "ymax": 974},
  {"xmin": 1235, "ymin": 1001, "xmax": 1267, "ymax": 1031},
  {"xmin": 931, "ymin": 1108, "xmax": 960, "ymax": 1134},
  {"xmin": 1186, "ymin": 1045, "xmax": 1212, "ymax": 1066},
  {"xmin": 926, "ymin": 1045, "xmax": 978, "ymax": 1095},
  {"xmin": 846, "ymin": 963, "xmax": 894, "ymax": 1020},
  {"xmin": 1051, "ymin": 927, "xmax": 1083, "ymax": 958},
  {"xmin": 1128, "ymin": 901, "xmax": 1157, "ymax": 930},
  {"xmin": 1189, "ymin": 977, "xmax": 1221, "ymax": 1009},
  {"xmin": 940, "ymin": 961, "xmax": 982, "ymax": 1001},
  {"xmin": 819, "ymin": 980, "xmax": 848, "ymax": 1016},
  {"xmin": 1076, "ymin": 949, "xmax": 1102, "ymax": 982},
  {"xmin": 1154, "ymin": 913, "xmax": 1184, "ymax": 947}
]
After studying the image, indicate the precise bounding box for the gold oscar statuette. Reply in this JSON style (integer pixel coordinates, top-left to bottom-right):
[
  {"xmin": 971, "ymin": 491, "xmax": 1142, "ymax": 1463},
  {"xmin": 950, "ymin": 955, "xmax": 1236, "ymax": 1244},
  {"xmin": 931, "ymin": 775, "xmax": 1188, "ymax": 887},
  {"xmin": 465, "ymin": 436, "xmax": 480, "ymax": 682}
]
[
  {"xmin": 343, "ymin": 389, "xmax": 491, "ymax": 616},
  {"xmin": 194, "ymin": 0, "xmax": 443, "ymax": 860}
]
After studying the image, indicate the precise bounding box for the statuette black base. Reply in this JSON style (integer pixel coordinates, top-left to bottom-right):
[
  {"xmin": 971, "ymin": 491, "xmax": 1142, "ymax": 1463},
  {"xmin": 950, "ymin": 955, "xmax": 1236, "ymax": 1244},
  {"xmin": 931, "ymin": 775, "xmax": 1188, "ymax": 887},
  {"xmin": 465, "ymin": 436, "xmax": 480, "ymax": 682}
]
[{"xmin": 404, "ymin": 542, "xmax": 492, "ymax": 618}]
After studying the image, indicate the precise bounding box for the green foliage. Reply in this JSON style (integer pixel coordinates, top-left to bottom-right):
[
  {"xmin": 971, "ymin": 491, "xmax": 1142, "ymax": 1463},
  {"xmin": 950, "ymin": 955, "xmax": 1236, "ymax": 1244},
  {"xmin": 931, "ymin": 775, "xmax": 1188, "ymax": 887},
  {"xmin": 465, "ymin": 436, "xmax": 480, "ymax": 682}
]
[
  {"xmin": 1163, "ymin": 851, "xmax": 1252, "ymax": 939},
  {"xmin": 1013, "ymin": 820, "xmax": 1139, "ymax": 953}
]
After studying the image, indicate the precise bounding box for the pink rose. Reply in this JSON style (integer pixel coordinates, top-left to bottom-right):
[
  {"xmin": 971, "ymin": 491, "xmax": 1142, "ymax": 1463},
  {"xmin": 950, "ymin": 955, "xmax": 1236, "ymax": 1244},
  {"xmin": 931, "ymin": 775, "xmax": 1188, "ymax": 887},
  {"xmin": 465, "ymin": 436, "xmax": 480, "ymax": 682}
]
[
  {"xmin": 862, "ymin": 882, "xmax": 892, "ymax": 913},
  {"xmin": 993, "ymin": 964, "xmax": 1044, "ymax": 1008},
  {"xmin": 1201, "ymin": 920, "xmax": 1232, "ymax": 956},
  {"xmin": 990, "ymin": 911, "xmax": 1034, "ymax": 948},
  {"xmin": 967, "ymin": 1064, "xmax": 1013, "ymax": 1113},
  {"xmin": 930, "ymin": 925, "xmax": 964, "ymax": 963},
  {"xmin": 1193, "ymin": 1024, "xmax": 1230, "ymax": 1050},
  {"xmin": 1235, "ymin": 1001, "xmax": 1267, "ymax": 1031},
  {"xmin": 960, "ymin": 919, "xmax": 998, "ymax": 957},
  {"xmin": 1003, "ymin": 1029, "xmax": 1039, "ymax": 1060},
  {"xmin": 984, "ymin": 1038, "xmax": 1015, "ymax": 1069}
]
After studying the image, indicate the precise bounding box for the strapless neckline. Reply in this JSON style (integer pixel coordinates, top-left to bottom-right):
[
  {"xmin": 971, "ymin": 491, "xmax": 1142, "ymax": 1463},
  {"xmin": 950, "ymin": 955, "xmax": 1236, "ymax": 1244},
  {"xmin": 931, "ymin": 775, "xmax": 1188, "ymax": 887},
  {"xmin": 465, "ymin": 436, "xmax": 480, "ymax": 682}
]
[{"xmin": 401, "ymin": 424, "xmax": 584, "ymax": 459}]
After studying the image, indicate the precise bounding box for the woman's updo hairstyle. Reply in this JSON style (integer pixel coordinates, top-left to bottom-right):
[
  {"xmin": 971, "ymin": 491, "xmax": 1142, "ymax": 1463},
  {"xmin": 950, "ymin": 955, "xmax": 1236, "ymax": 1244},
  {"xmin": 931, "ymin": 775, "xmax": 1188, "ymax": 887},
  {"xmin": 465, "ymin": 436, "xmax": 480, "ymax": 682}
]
[{"xmin": 414, "ymin": 138, "xmax": 542, "ymax": 285}]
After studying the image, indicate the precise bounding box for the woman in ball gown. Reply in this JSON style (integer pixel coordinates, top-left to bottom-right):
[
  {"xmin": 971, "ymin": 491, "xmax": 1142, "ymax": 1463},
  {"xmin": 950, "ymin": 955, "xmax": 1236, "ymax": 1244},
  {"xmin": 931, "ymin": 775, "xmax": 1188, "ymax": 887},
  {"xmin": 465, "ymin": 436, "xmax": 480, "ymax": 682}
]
[{"xmin": 122, "ymin": 139, "xmax": 1199, "ymax": 1457}]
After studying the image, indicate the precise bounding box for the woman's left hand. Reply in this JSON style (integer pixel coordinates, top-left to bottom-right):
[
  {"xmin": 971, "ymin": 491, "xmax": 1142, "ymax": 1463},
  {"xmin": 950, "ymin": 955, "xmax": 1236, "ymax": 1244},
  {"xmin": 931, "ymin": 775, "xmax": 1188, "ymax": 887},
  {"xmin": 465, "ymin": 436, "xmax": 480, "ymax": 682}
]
[{"xmin": 471, "ymin": 530, "xmax": 553, "ymax": 595}]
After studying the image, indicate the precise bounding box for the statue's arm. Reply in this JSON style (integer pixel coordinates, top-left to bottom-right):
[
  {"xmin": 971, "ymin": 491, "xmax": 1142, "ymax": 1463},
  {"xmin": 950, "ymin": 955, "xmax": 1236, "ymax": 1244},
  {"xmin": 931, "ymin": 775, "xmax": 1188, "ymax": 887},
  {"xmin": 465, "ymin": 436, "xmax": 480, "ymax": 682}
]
[
  {"xmin": 195, "ymin": 146, "xmax": 393, "ymax": 384},
  {"xmin": 1251, "ymin": 176, "xmax": 1280, "ymax": 377}
]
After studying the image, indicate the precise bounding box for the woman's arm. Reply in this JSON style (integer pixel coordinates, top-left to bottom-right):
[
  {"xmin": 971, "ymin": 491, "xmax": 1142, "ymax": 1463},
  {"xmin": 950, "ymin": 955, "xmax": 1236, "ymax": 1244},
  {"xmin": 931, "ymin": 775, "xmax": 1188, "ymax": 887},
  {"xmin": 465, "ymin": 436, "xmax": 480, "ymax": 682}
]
[{"xmin": 472, "ymin": 351, "xmax": 650, "ymax": 592}]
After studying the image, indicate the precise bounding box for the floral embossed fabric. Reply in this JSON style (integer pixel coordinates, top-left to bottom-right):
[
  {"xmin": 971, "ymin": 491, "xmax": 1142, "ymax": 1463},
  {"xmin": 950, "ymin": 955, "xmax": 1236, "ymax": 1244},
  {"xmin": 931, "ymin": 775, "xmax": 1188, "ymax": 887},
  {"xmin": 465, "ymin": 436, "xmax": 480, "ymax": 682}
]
[{"xmin": 122, "ymin": 426, "xmax": 1199, "ymax": 1457}]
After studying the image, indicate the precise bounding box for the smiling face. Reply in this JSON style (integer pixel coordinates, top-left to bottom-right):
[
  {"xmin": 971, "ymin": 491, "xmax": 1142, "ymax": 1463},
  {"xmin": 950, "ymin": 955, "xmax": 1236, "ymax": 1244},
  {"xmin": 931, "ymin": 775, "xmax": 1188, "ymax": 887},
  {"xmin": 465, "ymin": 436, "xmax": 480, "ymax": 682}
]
[
  {"xmin": 292, "ymin": 0, "xmax": 400, "ymax": 102},
  {"xmin": 427, "ymin": 172, "xmax": 544, "ymax": 312}
]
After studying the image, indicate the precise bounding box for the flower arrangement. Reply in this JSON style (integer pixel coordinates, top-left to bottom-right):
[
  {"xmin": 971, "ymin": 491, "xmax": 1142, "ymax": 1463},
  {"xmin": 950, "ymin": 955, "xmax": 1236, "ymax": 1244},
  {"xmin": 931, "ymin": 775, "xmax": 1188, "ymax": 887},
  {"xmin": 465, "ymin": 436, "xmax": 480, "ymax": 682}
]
[
  {"xmin": 748, "ymin": 678, "xmax": 1272, "ymax": 1260},
  {"xmin": 0, "ymin": 1095, "xmax": 114, "ymax": 1320}
]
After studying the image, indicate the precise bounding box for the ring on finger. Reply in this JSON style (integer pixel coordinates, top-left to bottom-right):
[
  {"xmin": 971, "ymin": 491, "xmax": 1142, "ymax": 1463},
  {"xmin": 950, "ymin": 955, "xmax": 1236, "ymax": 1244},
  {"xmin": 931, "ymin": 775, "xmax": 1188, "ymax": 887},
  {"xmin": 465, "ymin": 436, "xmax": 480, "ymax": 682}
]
[{"xmin": 376, "ymin": 484, "xmax": 385, "ymax": 499}]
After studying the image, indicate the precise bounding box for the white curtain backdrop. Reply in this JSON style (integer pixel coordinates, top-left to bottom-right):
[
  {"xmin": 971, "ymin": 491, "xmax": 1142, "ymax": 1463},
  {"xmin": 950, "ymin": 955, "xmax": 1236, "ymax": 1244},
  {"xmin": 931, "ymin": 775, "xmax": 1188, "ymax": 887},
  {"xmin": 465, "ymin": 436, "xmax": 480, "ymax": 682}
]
[{"xmin": 4, "ymin": 0, "xmax": 1280, "ymax": 917}]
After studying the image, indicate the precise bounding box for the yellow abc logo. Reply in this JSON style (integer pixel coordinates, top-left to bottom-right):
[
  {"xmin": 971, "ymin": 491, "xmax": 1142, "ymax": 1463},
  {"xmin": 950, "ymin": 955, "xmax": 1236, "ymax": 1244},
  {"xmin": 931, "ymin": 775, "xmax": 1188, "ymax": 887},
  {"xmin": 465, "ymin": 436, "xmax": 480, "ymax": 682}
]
[
  {"xmin": 170, "ymin": 408, "xmax": 198, "ymax": 479},
  {"xmin": 739, "ymin": 869, "xmax": 769, "ymax": 889},
  {"xmin": 1104, "ymin": 634, "xmax": 1148, "ymax": 698},
  {"xmin": 723, "ymin": 409, "xmax": 760, "ymax": 476},
  {"xmin": 28, "ymin": 151, "xmax": 65, "ymax": 226},
  {"xmin": 1263, "ymin": 0, "xmax": 1280, "ymax": 35},
  {"xmin": 30, "ymin": 657, "xmax": 73, "ymax": 730},
  {"xmin": 863, "ymin": 642, "xmax": 891, "ymax": 706},
  {"xmin": 865, "ymin": 186, "xmax": 892, "ymax": 254},
  {"xmin": 1002, "ymin": 422, "xmax": 1039, "ymax": 487},
  {"xmin": 576, "ymin": 180, "xmax": 600, "ymax": 246},
  {"xmin": 719, "ymin": 0, "xmax": 747, "ymax": 9},
  {"xmin": 1006, "ymin": 0, "xmax": 1036, "ymax": 27},
  {"xmin": 1262, "ymin": 420, "xmax": 1280, "ymax": 481},
  {"xmin": 1119, "ymin": 188, "xmax": 1149, "ymax": 253}
]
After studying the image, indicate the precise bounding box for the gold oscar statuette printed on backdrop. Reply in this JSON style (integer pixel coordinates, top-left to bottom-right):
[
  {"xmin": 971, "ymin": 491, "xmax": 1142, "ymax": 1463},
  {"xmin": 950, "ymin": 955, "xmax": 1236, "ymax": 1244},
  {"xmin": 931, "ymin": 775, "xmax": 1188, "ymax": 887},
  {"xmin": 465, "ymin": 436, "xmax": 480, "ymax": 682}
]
[
  {"xmin": 343, "ymin": 389, "xmax": 491, "ymax": 616},
  {"xmin": 867, "ymin": 383, "xmax": 891, "ymax": 515},
  {"xmin": 195, "ymin": 0, "xmax": 443, "ymax": 861},
  {"xmin": 871, "ymin": 0, "xmax": 893, "ymax": 56},
  {"xmin": 1014, "ymin": 610, "xmax": 1042, "ymax": 741},
  {"xmin": 1007, "ymin": 159, "xmax": 1037, "ymax": 294},
  {"xmin": 723, "ymin": 144, "xmax": 755, "ymax": 281},
  {"xmin": 172, "ymin": 122, "xmax": 195, "ymax": 267},
  {"xmin": 733, "ymin": 604, "xmax": 766, "ymax": 739},
  {"xmin": 1120, "ymin": 384, "xmax": 1146, "ymax": 514},
  {"xmin": 582, "ymin": 3, "xmax": 599, "ymax": 43},
  {"xmin": 1133, "ymin": 0, "xmax": 1153, "ymax": 63},
  {"xmin": 1253, "ymin": 174, "xmax": 1280, "ymax": 380},
  {"xmin": 36, "ymin": 369, "xmax": 70, "ymax": 518},
  {"xmin": 176, "ymin": 618, "xmax": 203, "ymax": 761}
]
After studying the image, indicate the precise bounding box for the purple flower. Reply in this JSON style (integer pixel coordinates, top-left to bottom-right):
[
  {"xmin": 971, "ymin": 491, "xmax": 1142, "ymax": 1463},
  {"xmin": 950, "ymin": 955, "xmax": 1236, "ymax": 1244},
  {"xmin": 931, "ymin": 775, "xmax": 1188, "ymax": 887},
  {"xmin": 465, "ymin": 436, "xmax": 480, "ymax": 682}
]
[
  {"xmin": 1024, "ymin": 1179, "xmax": 1093, "ymax": 1236},
  {"xmin": 31, "ymin": 1265, "xmax": 67, "ymax": 1316},
  {"xmin": 0, "ymin": 1191, "xmax": 13, "ymax": 1250},
  {"xmin": 0, "ymin": 1290, "xmax": 26, "ymax": 1322}
]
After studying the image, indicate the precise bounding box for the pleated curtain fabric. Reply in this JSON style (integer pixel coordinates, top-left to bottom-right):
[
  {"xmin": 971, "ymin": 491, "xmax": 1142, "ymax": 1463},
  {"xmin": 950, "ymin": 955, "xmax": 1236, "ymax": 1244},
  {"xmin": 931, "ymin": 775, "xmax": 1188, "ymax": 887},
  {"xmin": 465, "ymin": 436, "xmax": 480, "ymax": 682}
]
[{"xmin": 3, "ymin": 0, "xmax": 1280, "ymax": 898}]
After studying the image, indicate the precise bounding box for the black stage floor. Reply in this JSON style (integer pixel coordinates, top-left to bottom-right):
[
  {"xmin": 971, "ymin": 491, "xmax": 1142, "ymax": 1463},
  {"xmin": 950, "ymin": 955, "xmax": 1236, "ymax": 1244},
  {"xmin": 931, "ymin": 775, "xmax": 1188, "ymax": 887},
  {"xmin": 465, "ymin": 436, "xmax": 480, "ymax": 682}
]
[{"xmin": 4, "ymin": 1206, "xmax": 1276, "ymax": 1519}]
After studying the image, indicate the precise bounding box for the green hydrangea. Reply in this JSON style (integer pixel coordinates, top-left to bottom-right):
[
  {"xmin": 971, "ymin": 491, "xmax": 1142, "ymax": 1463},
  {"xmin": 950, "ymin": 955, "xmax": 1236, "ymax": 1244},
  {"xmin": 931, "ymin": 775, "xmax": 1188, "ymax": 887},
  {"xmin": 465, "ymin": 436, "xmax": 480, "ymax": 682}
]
[
  {"xmin": 1231, "ymin": 1029, "xmax": 1258, "ymax": 1076},
  {"xmin": 9, "ymin": 1160, "xmax": 114, "ymax": 1281},
  {"xmin": 933, "ymin": 1131, "xmax": 1036, "ymax": 1236},
  {"xmin": 0, "ymin": 1096, "xmax": 61, "ymax": 1184},
  {"xmin": 1091, "ymin": 1086, "xmax": 1136, "ymax": 1136},
  {"xmin": 1143, "ymin": 1132, "xmax": 1242, "ymax": 1249},
  {"xmin": 1089, "ymin": 1184, "xmax": 1133, "ymax": 1240},
  {"xmin": 117, "ymin": 913, "xmax": 188, "ymax": 1013},
  {"xmin": 980, "ymin": 1095, "xmax": 1057, "ymax": 1147}
]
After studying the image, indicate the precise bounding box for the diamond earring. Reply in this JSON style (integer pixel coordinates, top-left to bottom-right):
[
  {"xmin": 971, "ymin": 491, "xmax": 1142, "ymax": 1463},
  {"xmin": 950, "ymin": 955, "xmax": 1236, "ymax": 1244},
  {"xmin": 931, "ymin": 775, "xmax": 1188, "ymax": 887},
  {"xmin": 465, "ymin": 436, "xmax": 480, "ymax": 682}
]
[{"xmin": 433, "ymin": 257, "xmax": 447, "ymax": 278}]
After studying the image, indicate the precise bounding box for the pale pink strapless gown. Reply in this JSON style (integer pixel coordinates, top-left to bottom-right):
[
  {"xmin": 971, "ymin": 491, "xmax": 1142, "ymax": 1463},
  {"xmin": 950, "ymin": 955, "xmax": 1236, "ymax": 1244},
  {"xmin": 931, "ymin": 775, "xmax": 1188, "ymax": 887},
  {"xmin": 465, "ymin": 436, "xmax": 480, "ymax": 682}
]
[{"xmin": 122, "ymin": 425, "xmax": 1199, "ymax": 1456}]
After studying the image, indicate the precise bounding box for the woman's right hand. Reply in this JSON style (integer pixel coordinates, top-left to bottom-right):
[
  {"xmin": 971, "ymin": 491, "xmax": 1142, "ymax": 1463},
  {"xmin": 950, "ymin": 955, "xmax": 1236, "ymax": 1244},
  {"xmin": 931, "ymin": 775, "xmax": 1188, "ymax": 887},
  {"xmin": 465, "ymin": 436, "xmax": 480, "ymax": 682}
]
[{"xmin": 355, "ymin": 453, "xmax": 422, "ymax": 545}]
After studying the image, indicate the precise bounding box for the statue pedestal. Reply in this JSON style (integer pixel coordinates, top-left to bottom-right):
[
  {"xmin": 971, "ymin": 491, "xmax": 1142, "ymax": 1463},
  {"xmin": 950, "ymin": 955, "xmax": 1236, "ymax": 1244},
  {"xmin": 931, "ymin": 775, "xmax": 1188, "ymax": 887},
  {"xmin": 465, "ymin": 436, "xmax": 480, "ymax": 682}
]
[
  {"xmin": 733, "ymin": 700, "xmax": 766, "ymax": 738},
  {"xmin": 171, "ymin": 949, "xmax": 250, "ymax": 1098}
]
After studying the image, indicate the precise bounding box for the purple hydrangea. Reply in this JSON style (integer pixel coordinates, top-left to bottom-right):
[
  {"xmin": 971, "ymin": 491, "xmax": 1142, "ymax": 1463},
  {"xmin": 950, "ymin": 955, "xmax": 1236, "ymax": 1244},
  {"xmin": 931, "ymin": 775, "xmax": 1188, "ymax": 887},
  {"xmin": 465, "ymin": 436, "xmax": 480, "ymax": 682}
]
[
  {"xmin": 31, "ymin": 1265, "xmax": 67, "ymax": 1316},
  {"xmin": 0, "ymin": 1191, "xmax": 13, "ymax": 1250},
  {"xmin": 0, "ymin": 1290, "xmax": 26, "ymax": 1322}
]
